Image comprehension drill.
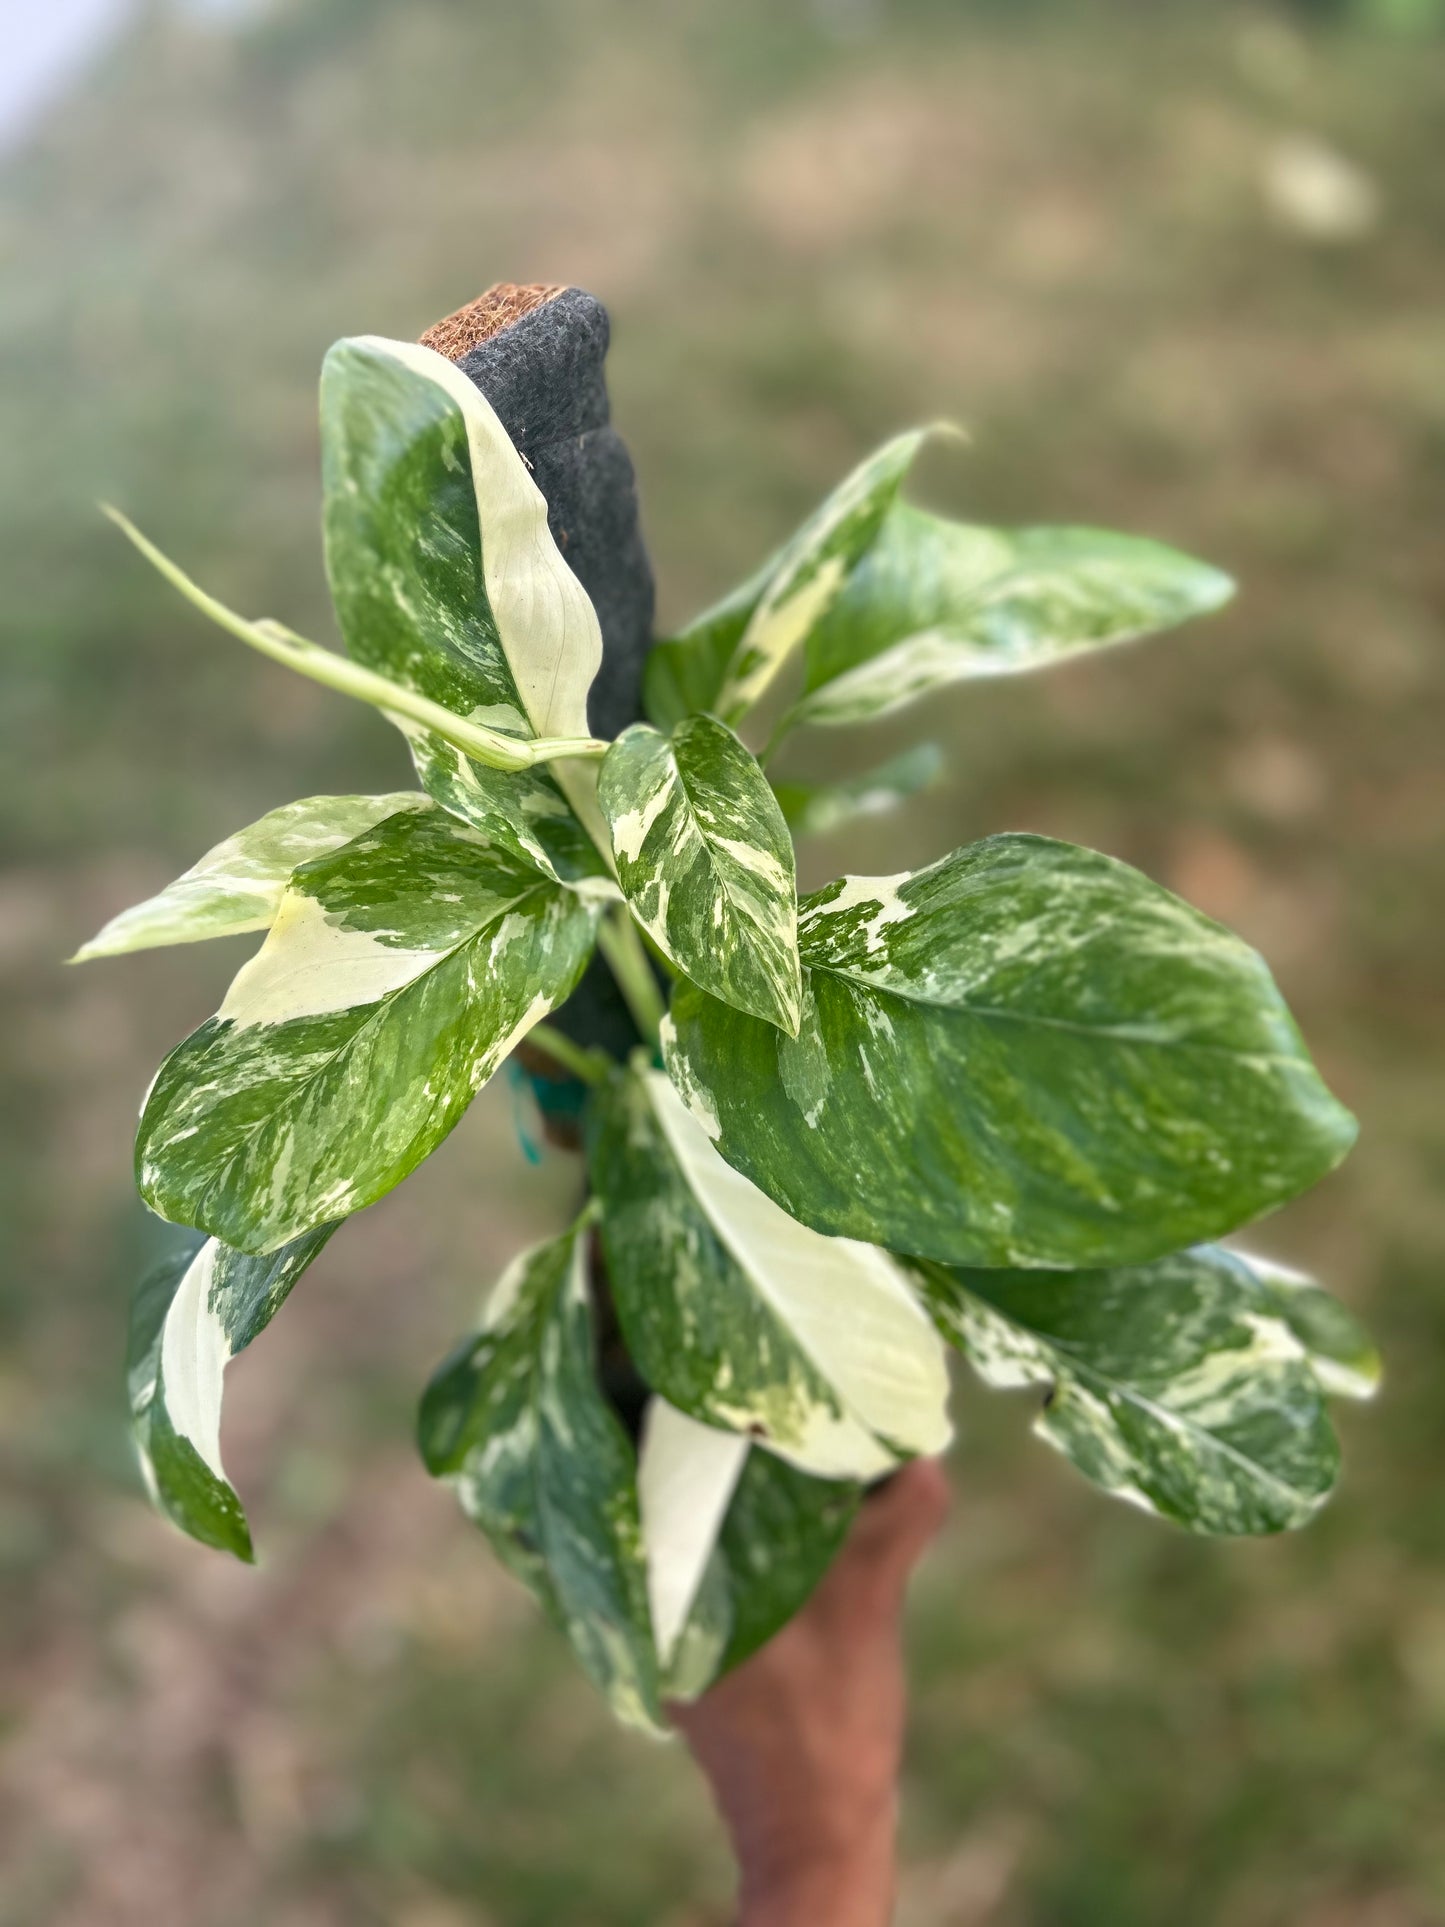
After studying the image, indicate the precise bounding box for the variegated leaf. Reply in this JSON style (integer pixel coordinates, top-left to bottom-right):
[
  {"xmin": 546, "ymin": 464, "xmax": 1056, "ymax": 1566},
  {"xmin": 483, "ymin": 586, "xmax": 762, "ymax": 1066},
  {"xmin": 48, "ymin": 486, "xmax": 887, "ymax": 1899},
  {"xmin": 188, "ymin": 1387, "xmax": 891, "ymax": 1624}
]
[
  {"xmin": 663, "ymin": 834, "xmax": 1357, "ymax": 1270},
  {"xmin": 589, "ymin": 1065, "xmax": 952, "ymax": 1478},
  {"xmin": 787, "ymin": 507, "xmax": 1235, "ymax": 729},
  {"xmin": 716, "ymin": 430, "xmax": 932, "ymax": 723},
  {"xmin": 643, "ymin": 432, "xmax": 933, "ymax": 730},
  {"xmin": 137, "ymin": 807, "xmax": 601, "ymax": 1254},
  {"xmin": 1238, "ymin": 1250, "xmax": 1381, "ymax": 1400},
  {"xmin": 912, "ymin": 1245, "xmax": 1342, "ymax": 1534},
  {"xmin": 73, "ymin": 793, "xmax": 428, "ymax": 961},
  {"xmin": 638, "ymin": 1399, "xmax": 861, "ymax": 1701},
  {"xmin": 772, "ymin": 743, "xmax": 944, "ymax": 842},
  {"xmin": 128, "ymin": 1224, "xmax": 336, "ymax": 1560},
  {"xmin": 320, "ymin": 335, "xmax": 607, "ymax": 873},
  {"xmin": 417, "ymin": 1219, "xmax": 662, "ymax": 1731},
  {"xmin": 599, "ymin": 716, "xmax": 802, "ymax": 1034},
  {"xmin": 636, "ymin": 1399, "xmax": 749, "ymax": 1674}
]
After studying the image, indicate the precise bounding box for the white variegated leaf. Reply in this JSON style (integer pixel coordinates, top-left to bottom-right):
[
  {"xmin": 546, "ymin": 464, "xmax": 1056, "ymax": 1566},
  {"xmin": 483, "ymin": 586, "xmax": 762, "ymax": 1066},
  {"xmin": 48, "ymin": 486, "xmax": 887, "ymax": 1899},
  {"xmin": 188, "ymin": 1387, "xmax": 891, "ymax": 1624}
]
[
  {"xmin": 599, "ymin": 716, "xmax": 802, "ymax": 1033},
  {"xmin": 1234, "ymin": 1250, "xmax": 1381, "ymax": 1401},
  {"xmin": 128, "ymin": 1225, "xmax": 336, "ymax": 1560},
  {"xmin": 320, "ymin": 335, "xmax": 609, "ymax": 870},
  {"xmin": 73, "ymin": 793, "xmax": 429, "ymax": 961},
  {"xmin": 418, "ymin": 1219, "xmax": 662, "ymax": 1731},
  {"xmin": 914, "ymin": 1245, "xmax": 1341, "ymax": 1534},
  {"xmin": 663, "ymin": 834, "xmax": 1357, "ymax": 1270},
  {"xmin": 788, "ymin": 507, "xmax": 1235, "ymax": 730},
  {"xmin": 137, "ymin": 806, "xmax": 601, "ymax": 1253},
  {"xmin": 636, "ymin": 1399, "xmax": 749, "ymax": 1669},
  {"xmin": 591, "ymin": 1066, "xmax": 952, "ymax": 1478},
  {"xmin": 715, "ymin": 430, "xmax": 934, "ymax": 723}
]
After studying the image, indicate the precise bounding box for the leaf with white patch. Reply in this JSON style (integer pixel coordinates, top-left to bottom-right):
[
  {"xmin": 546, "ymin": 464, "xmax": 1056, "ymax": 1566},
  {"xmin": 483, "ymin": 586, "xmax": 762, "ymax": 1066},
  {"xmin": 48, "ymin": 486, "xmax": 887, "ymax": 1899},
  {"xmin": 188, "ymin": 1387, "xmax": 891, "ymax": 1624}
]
[
  {"xmin": 772, "ymin": 744, "xmax": 944, "ymax": 842},
  {"xmin": 73, "ymin": 793, "xmax": 428, "ymax": 961},
  {"xmin": 128, "ymin": 1224, "xmax": 336, "ymax": 1560},
  {"xmin": 1237, "ymin": 1251, "xmax": 1381, "ymax": 1400},
  {"xmin": 636, "ymin": 1399, "xmax": 749, "ymax": 1675},
  {"xmin": 715, "ymin": 430, "xmax": 933, "ymax": 724},
  {"xmin": 786, "ymin": 507, "xmax": 1235, "ymax": 730},
  {"xmin": 912, "ymin": 1245, "xmax": 1341, "ymax": 1534},
  {"xmin": 644, "ymin": 432, "xmax": 935, "ymax": 730},
  {"xmin": 590, "ymin": 1065, "xmax": 952, "ymax": 1477},
  {"xmin": 320, "ymin": 335, "xmax": 607, "ymax": 874},
  {"xmin": 137, "ymin": 807, "xmax": 601, "ymax": 1254},
  {"xmin": 640, "ymin": 1400, "xmax": 862, "ymax": 1701},
  {"xmin": 599, "ymin": 716, "xmax": 802, "ymax": 1033},
  {"xmin": 417, "ymin": 1219, "xmax": 662, "ymax": 1731},
  {"xmin": 663, "ymin": 834, "xmax": 1357, "ymax": 1270}
]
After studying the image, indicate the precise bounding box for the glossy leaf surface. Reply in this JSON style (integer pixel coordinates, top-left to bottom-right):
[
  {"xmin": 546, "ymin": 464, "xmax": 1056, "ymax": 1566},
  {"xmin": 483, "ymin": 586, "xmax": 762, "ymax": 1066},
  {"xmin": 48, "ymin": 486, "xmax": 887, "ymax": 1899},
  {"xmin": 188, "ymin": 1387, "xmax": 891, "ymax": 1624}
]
[
  {"xmin": 664, "ymin": 834, "xmax": 1356, "ymax": 1269},
  {"xmin": 590, "ymin": 1066, "xmax": 951, "ymax": 1477},
  {"xmin": 138, "ymin": 807, "xmax": 601, "ymax": 1253},
  {"xmin": 128, "ymin": 1225, "xmax": 336, "ymax": 1560},
  {"xmin": 74, "ymin": 793, "xmax": 426, "ymax": 960},
  {"xmin": 418, "ymin": 1220, "xmax": 661, "ymax": 1730},
  {"xmin": 599, "ymin": 716, "xmax": 802, "ymax": 1033},
  {"xmin": 320, "ymin": 335, "xmax": 606, "ymax": 871},
  {"xmin": 789, "ymin": 506, "xmax": 1234, "ymax": 729},
  {"xmin": 915, "ymin": 1245, "xmax": 1342, "ymax": 1533}
]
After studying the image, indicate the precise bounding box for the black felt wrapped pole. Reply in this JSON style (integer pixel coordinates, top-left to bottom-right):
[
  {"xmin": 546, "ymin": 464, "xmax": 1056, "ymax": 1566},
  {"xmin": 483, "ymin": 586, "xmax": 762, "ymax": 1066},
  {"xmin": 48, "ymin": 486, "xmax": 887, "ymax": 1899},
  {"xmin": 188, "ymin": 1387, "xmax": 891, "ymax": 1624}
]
[{"xmin": 421, "ymin": 284, "xmax": 659, "ymax": 1071}]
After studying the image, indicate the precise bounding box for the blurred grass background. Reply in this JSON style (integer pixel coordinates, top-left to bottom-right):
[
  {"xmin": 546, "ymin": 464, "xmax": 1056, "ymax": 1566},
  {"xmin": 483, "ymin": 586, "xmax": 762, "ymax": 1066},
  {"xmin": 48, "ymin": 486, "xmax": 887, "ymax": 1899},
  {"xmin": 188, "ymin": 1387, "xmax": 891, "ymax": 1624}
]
[{"xmin": 1, "ymin": 0, "xmax": 1443, "ymax": 1920}]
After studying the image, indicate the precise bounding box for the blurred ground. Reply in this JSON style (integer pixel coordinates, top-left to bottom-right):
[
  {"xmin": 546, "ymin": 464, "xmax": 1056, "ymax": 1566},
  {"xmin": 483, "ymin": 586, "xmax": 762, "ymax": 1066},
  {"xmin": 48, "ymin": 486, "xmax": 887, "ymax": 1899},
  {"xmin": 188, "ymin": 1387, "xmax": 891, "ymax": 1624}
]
[{"xmin": 1, "ymin": 1, "xmax": 1443, "ymax": 1921}]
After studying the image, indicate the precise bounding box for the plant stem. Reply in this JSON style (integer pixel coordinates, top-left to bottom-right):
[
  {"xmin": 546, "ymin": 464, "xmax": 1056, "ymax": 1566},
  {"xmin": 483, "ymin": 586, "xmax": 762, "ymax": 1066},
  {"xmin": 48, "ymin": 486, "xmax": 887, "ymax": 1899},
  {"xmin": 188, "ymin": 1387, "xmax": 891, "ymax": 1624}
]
[
  {"xmin": 597, "ymin": 908, "xmax": 666, "ymax": 1048},
  {"xmin": 524, "ymin": 1024, "xmax": 613, "ymax": 1086},
  {"xmin": 103, "ymin": 506, "xmax": 608, "ymax": 773}
]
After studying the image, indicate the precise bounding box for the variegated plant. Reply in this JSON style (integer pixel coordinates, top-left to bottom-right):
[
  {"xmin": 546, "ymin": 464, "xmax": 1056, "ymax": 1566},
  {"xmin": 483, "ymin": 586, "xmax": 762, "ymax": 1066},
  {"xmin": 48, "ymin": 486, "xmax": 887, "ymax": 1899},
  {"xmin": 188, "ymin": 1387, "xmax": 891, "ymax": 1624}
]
[{"xmin": 82, "ymin": 335, "xmax": 1376, "ymax": 1732}]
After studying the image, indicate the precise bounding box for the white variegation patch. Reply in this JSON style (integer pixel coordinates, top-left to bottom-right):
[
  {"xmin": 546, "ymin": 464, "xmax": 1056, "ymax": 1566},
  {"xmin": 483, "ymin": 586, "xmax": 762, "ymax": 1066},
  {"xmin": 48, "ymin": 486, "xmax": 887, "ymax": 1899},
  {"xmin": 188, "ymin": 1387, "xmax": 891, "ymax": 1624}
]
[
  {"xmin": 73, "ymin": 793, "xmax": 428, "ymax": 962},
  {"xmin": 637, "ymin": 1399, "xmax": 749, "ymax": 1666},
  {"xmin": 217, "ymin": 894, "xmax": 450, "ymax": 1029},
  {"xmin": 157, "ymin": 1239, "xmax": 230, "ymax": 1480},
  {"xmin": 647, "ymin": 1072, "xmax": 951, "ymax": 1473},
  {"xmin": 715, "ymin": 428, "xmax": 933, "ymax": 723}
]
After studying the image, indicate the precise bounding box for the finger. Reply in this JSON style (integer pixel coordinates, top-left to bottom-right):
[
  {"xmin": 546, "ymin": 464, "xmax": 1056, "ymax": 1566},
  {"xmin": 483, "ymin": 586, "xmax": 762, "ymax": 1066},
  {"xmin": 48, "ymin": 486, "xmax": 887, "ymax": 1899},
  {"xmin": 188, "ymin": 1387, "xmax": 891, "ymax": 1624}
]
[{"xmin": 836, "ymin": 1459, "xmax": 951, "ymax": 1606}]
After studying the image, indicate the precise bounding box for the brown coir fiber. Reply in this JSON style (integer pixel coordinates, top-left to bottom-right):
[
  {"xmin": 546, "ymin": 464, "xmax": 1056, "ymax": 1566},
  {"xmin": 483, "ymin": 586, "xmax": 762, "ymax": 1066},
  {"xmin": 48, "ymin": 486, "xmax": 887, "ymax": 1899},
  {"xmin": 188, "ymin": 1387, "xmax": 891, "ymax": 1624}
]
[{"xmin": 419, "ymin": 283, "xmax": 566, "ymax": 358}]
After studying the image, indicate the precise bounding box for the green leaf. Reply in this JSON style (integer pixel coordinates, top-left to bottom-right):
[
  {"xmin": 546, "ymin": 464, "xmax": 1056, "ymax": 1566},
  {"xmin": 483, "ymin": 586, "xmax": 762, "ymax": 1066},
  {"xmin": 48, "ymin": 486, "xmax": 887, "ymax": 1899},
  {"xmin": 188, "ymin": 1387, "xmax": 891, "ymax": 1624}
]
[
  {"xmin": 663, "ymin": 834, "xmax": 1357, "ymax": 1270},
  {"xmin": 590, "ymin": 1064, "xmax": 952, "ymax": 1477},
  {"xmin": 599, "ymin": 716, "xmax": 802, "ymax": 1033},
  {"xmin": 137, "ymin": 807, "xmax": 602, "ymax": 1254},
  {"xmin": 1240, "ymin": 1250, "xmax": 1381, "ymax": 1400},
  {"xmin": 787, "ymin": 507, "xmax": 1235, "ymax": 730},
  {"xmin": 319, "ymin": 335, "xmax": 608, "ymax": 874},
  {"xmin": 912, "ymin": 1245, "xmax": 1341, "ymax": 1534},
  {"xmin": 418, "ymin": 1218, "xmax": 662, "ymax": 1731},
  {"xmin": 709, "ymin": 1439, "xmax": 860, "ymax": 1674},
  {"xmin": 72, "ymin": 793, "xmax": 428, "ymax": 961},
  {"xmin": 128, "ymin": 1224, "xmax": 337, "ymax": 1560},
  {"xmin": 772, "ymin": 743, "xmax": 944, "ymax": 842},
  {"xmin": 636, "ymin": 1400, "xmax": 862, "ymax": 1699},
  {"xmin": 644, "ymin": 431, "xmax": 935, "ymax": 729}
]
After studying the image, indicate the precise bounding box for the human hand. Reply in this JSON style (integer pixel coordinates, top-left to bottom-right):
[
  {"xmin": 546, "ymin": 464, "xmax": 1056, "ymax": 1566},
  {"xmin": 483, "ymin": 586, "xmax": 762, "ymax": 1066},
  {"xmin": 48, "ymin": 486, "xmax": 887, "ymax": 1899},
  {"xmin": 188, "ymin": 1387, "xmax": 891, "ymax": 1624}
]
[{"xmin": 672, "ymin": 1458, "xmax": 950, "ymax": 1927}]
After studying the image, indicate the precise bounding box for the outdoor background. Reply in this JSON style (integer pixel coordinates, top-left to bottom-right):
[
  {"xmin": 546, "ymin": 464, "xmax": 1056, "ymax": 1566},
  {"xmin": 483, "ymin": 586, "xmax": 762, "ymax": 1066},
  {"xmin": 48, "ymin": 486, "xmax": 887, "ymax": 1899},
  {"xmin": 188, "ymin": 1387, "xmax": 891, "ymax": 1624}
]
[{"xmin": 1, "ymin": 0, "xmax": 1442, "ymax": 1921}]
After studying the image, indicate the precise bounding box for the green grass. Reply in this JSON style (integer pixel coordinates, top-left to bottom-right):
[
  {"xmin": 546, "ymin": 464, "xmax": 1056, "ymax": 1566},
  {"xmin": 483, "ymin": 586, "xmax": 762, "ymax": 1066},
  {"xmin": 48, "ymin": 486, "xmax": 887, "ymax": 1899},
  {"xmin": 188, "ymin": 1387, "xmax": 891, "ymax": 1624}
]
[{"xmin": 2, "ymin": 2, "xmax": 1443, "ymax": 1920}]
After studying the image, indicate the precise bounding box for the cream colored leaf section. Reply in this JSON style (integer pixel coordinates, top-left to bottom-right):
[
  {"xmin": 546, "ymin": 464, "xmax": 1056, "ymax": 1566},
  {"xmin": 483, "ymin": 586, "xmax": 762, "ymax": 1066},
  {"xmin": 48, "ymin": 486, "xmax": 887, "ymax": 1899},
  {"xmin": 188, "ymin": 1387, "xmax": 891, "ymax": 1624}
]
[
  {"xmin": 157, "ymin": 1240, "xmax": 230, "ymax": 1481},
  {"xmin": 348, "ymin": 338, "xmax": 602, "ymax": 743},
  {"xmin": 637, "ymin": 1399, "xmax": 749, "ymax": 1667},
  {"xmin": 217, "ymin": 894, "xmax": 450, "ymax": 1029},
  {"xmin": 72, "ymin": 793, "xmax": 429, "ymax": 962},
  {"xmin": 647, "ymin": 1073, "xmax": 952, "ymax": 1465}
]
